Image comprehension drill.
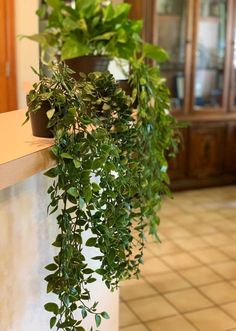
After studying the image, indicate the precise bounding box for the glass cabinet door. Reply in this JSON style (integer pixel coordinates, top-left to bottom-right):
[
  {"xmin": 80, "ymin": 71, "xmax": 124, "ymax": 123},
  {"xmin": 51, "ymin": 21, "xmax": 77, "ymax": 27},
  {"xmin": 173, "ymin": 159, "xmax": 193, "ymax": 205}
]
[
  {"xmin": 155, "ymin": 0, "xmax": 188, "ymax": 111},
  {"xmin": 194, "ymin": 0, "xmax": 227, "ymax": 110}
]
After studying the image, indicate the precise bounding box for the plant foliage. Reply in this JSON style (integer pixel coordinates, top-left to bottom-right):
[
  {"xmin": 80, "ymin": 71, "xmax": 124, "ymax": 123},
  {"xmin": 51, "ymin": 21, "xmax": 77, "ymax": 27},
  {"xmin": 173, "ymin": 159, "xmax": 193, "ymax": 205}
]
[{"xmin": 25, "ymin": 2, "xmax": 181, "ymax": 330}]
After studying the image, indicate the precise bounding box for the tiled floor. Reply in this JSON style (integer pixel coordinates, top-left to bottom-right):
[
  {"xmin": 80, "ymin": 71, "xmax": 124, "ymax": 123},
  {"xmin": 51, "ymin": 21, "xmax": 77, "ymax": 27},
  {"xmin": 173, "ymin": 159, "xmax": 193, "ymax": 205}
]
[{"xmin": 120, "ymin": 186, "xmax": 236, "ymax": 331}]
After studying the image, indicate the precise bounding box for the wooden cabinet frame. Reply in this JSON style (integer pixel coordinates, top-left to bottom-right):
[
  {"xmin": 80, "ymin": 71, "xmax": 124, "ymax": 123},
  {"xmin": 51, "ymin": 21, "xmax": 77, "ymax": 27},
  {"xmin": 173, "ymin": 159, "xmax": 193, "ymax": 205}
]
[{"xmin": 0, "ymin": 0, "xmax": 17, "ymax": 113}]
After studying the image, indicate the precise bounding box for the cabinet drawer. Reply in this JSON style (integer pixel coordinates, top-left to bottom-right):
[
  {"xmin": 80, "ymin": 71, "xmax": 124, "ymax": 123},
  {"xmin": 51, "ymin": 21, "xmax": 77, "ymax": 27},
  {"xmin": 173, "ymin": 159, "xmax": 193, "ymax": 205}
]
[
  {"xmin": 225, "ymin": 124, "xmax": 236, "ymax": 173},
  {"xmin": 189, "ymin": 124, "xmax": 225, "ymax": 178}
]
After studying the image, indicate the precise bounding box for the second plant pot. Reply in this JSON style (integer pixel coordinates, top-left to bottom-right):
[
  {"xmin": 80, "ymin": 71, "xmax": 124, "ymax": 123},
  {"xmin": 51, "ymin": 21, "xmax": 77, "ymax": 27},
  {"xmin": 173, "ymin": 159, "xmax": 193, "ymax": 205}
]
[{"xmin": 65, "ymin": 55, "xmax": 110, "ymax": 79}]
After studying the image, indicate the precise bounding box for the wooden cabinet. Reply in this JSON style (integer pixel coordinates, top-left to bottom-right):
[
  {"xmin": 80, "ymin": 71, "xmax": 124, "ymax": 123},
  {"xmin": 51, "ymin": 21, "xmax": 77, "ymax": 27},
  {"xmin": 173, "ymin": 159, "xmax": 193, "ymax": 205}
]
[
  {"xmin": 189, "ymin": 124, "xmax": 225, "ymax": 178},
  {"xmin": 125, "ymin": 0, "xmax": 236, "ymax": 189}
]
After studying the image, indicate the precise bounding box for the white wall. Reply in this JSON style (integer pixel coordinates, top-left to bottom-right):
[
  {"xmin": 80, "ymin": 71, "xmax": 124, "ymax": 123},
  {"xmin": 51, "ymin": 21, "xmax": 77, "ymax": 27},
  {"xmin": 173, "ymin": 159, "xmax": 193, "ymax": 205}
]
[{"xmin": 15, "ymin": 0, "xmax": 39, "ymax": 108}]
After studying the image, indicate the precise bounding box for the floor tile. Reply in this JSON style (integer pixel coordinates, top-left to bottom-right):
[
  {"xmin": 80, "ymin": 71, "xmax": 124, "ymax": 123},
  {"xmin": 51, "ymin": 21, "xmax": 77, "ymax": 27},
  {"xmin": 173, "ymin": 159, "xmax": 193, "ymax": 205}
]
[
  {"xmin": 220, "ymin": 245, "xmax": 236, "ymax": 259},
  {"xmin": 120, "ymin": 279, "xmax": 157, "ymax": 301},
  {"xmin": 174, "ymin": 237, "xmax": 209, "ymax": 251},
  {"xmin": 211, "ymin": 261, "xmax": 236, "ymax": 280},
  {"xmin": 171, "ymin": 213, "xmax": 199, "ymax": 225},
  {"xmin": 145, "ymin": 271, "xmax": 191, "ymax": 294},
  {"xmin": 161, "ymin": 253, "xmax": 201, "ymax": 270},
  {"xmin": 165, "ymin": 288, "xmax": 213, "ymax": 313},
  {"xmin": 147, "ymin": 315, "xmax": 197, "ymax": 331},
  {"xmin": 140, "ymin": 257, "xmax": 170, "ymax": 275},
  {"xmin": 222, "ymin": 302, "xmax": 236, "ymax": 320},
  {"xmin": 202, "ymin": 233, "xmax": 234, "ymax": 247},
  {"xmin": 127, "ymin": 295, "xmax": 177, "ymax": 322},
  {"xmin": 160, "ymin": 226, "xmax": 192, "ymax": 239},
  {"xmin": 179, "ymin": 266, "xmax": 221, "ymax": 286},
  {"xmin": 185, "ymin": 307, "xmax": 236, "ymax": 331},
  {"xmin": 185, "ymin": 223, "xmax": 217, "ymax": 236},
  {"xmin": 120, "ymin": 303, "xmax": 139, "ymax": 328},
  {"xmin": 199, "ymin": 281, "xmax": 236, "ymax": 304},
  {"xmin": 147, "ymin": 241, "xmax": 182, "ymax": 257},
  {"xmin": 120, "ymin": 324, "xmax": 149, "ymax": 331},
  {"xmin": 191, "ymin": 248, "xmax": 229, "ymax": 264}
]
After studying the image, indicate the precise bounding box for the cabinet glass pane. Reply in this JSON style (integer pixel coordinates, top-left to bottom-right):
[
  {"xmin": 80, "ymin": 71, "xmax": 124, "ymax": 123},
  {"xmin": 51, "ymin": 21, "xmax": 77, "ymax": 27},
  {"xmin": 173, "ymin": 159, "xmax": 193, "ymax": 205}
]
[
  {"xmin": 156, "ymin": 0, "xmax": 187, "ymax": 110},
  {"xmin": 194, "ymin": 0, "xmax": 227, "ymax": 109}
]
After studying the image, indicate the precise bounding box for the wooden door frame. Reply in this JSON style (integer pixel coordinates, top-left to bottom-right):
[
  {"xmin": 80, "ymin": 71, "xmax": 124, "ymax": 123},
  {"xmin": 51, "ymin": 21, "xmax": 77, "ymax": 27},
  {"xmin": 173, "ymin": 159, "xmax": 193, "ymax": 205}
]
[{"xmin": 0, "ymin": 0, "xmax": 17, "ymax": 113}]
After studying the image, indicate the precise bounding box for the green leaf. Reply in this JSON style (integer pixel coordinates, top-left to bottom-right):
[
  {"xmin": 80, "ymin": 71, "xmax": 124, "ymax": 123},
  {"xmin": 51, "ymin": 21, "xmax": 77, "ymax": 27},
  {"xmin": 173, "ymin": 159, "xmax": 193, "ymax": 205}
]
[
  {"xmin": 45, "ymin": 263, "xmax": 58, "ymax": 271},
  {"xmin": 101, "ymin": 311, "xmax": 110, "ymax": 320},
  {"xmin": 44, "ymin": 167, "xmax": 58, "ymax": 178},
  {"xmin": 143, "ymin": 43, "xmax": 169, "ymax": 62},
  {"xmin": 85, "ymin": 237, "xmax": 97, "ymax": 247},
  {"xmin": 67, "ymin": 187, "xmax": 79, "ymax": 198},
  {"xmin": 73, "ymin": 159, "xmax": 81, "ymax": 168},
  {"xmin": 47, "ymin": 109, "xmax": 55, "ymax": 120},
  {"xmin": 46, "ymin": 0, "xmax": 61, "ymax": 9},
  {"xmin": 83, "ymin": 186, "xmax": 92, "ymax": 203},
  {"xmin": 95, "ymin": 314, "xmax": 101, "ymax": 328},
  {"xmin": 81, "ymin": 308, "xmax": 87, "ymax": 319},
  {"xmin": 61, "ymin": 153, "xmax": 74, "ymax": 159},
  {"xmin": 50, "ymin": 316, "xmax": 57, "ymax": 329},
  {"xmin": 61, "ymin": 37, "xmax": 90, "ymax": 60},
  {"xmin": 92, "ymin": 182, "xmax": 100, "ymax": 192},
  {"xmin": 44, "ymin": 302, "xmax": 59, "ymax": 314}
]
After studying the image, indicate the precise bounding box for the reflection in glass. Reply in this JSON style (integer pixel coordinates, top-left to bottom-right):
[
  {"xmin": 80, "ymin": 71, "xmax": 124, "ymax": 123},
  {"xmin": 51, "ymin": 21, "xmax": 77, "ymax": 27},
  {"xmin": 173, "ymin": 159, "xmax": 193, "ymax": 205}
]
[
  {"xmin": 194, "ymin": 0, "xmax": 226, "ymax": 109},
  {"xmin": 156, "ymin": 0, "xmax": 187, "ymax": 110}
]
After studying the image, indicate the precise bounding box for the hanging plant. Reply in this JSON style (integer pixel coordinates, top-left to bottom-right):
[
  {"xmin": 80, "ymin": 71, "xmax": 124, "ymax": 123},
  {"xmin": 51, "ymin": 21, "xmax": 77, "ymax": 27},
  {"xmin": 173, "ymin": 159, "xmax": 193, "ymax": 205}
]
[{"xmin": 25, "ymin": 60, "xmax": 180, "ymax": 330}]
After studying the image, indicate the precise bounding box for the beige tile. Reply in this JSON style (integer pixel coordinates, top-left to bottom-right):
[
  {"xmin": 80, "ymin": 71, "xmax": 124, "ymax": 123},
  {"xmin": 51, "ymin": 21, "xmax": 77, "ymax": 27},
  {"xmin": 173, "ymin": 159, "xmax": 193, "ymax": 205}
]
[
  {"xmin": 128, "ymin": 295, "xmax": 177, "ymax": 322},
  {"xmin": 171, "ymin": 213, "xmax": 199, "ymax": 225},
  {"xmin": 196, "ymin": 211, "xmax": 226, "ymax": 223},
  {"xmin": 120, "ymin": 303, "xmax": 139, "ymax": 328},
  {"xmin": 174, "ymin": 237, "xmax": 209, "ymax": 251},
  {"xmin": 120, "ymin": 324, "xmax": 149, "ymax": 331},
  {"xmin": 199, "ymin": 282, "xmax": 236, "ymax": 304},
  {"xmin": 211, "ymin": 261, "xmax": 236, "ymax": 280},
  {"xmin": 191, "ymin": 248, "xmax": 229, "ymax": 264},
  {"xmin": 147, "ymin": 315, "xmax": 197, "ymax": 331},
  {"xmin": 147, "ymin": 241, "xmax": 182, "ymax": 257},
  {"xmin": 218, "ymin": 208, "xmax": 236, "ymax": 218},
  {"xmin": 231, "ymin": 280, "xmax": 236, "ymax": 288},
  {"xmin": 160, "ymin": 226, "xmax": 192, "ymax": 239},
  {"xmin": 222, "ymin": 302, "xmax": 236, "ymax": 320},
  {"xmin": 165, "ymin": 288, "xmax": 213, "ymax": 313},
  {"xmin": 145, "ymin": 271, "xmax": 191, "ymax": 294},
  {"xmin": 214, "ymin": 219, "xmax": 236, "ymax": 233},
  {"xmin": 185, "ymin": 223, "xmax": 217, "ymax": 236},
  {"xmin": 120, "ymin": 279, "xmax": 157, "ymax": 301},
  {"xmin": 220, "ymin": 245, "xmax": 236, "ymax": 259},
  {"xmin": 180, "ymin": 266, "xmax": 221, "ymax": 286},
  {"xmin": 185, "ymin": 307, "xmax": 236, "ymax": 331},
  {"xmin": 203, "ymin": 233, "xmax": 234, "ymax": 247},
  {"xmin": 140, "ymin": 257, "xmax": 170, "ymax": 276},
  {"xmin": 162, "ymin": 253, "xmax": 201, "ymax": 270}
]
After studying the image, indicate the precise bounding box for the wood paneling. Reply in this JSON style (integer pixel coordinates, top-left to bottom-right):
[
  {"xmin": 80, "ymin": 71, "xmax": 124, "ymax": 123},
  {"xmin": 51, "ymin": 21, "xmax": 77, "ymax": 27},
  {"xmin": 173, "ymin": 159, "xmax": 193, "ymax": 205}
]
[
  {"xmin": 0, "ymin": 0, "xmax": 8, "ymax": 113},
  {"xmin": 0, "ymin": 0, "xmax": 17, "ymax": 113},
  {"xmin": 189, "ymin": 124, "xmax": 225, "ymax": 178}
]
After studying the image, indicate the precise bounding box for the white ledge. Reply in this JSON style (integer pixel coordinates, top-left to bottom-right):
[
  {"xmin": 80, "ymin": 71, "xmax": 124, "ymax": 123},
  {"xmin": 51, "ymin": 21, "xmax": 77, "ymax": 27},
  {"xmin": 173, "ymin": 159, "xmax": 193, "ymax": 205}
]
[{"xmin": 0, "ymin": 109, "xmax": 55, "ymax": 190}]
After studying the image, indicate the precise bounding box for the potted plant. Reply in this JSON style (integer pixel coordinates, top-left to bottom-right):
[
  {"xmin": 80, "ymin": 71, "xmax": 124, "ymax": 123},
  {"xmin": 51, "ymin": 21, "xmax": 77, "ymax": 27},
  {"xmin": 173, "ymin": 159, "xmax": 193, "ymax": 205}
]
[
  {"xmin": 25, "ymin": 65, "xmax": 78, "ymax": 137},
  {"xmin": 25, "ymin": 0, "xmax": 168, "ymax": 80},
  {"xmin": 25, "ymin": 0, "xmax": 139, "ymax": 76}
]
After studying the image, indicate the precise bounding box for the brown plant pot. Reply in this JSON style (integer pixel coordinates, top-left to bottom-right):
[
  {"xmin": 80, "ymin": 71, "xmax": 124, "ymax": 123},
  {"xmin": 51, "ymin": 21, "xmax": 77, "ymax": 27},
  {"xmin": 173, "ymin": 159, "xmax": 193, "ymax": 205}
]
[
  {"xmin": 27, "ymin": 98, "xmax": 53, "ymax": 138},
  {"xmin": 65, "ymin": 55, "xmax": 110, "ymax": 79}
]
